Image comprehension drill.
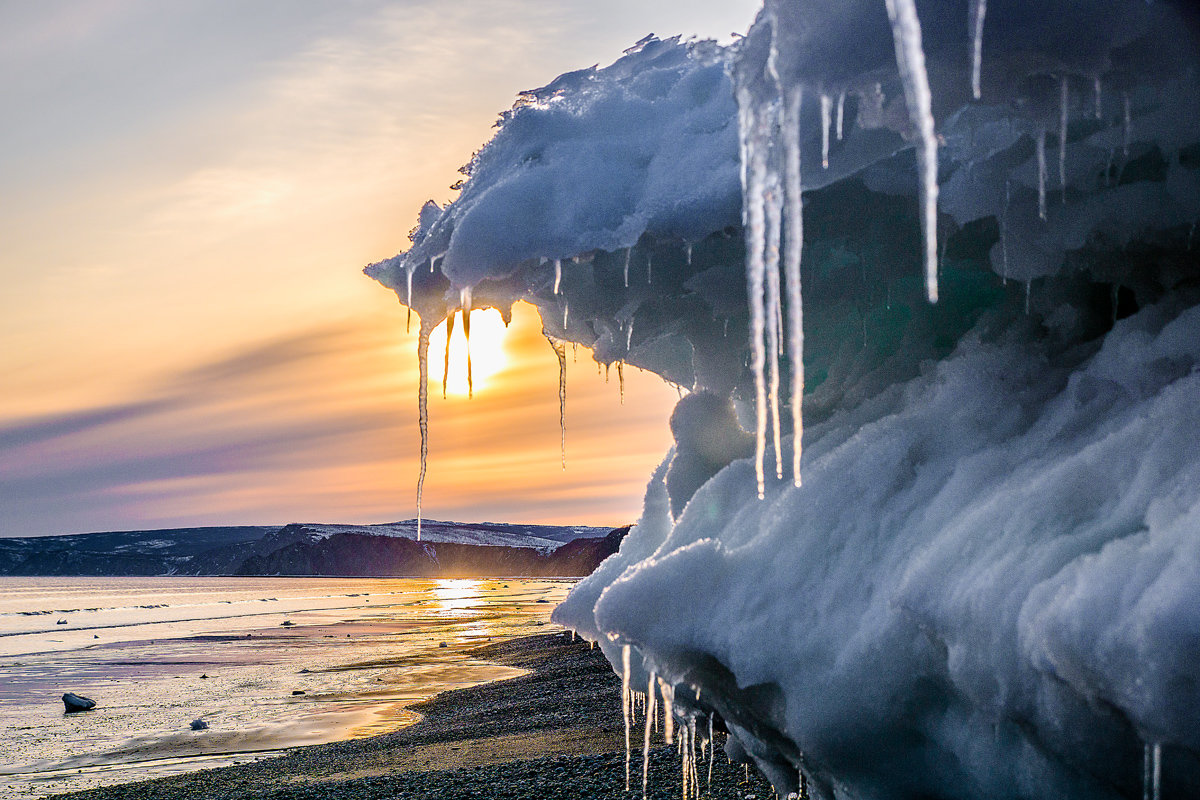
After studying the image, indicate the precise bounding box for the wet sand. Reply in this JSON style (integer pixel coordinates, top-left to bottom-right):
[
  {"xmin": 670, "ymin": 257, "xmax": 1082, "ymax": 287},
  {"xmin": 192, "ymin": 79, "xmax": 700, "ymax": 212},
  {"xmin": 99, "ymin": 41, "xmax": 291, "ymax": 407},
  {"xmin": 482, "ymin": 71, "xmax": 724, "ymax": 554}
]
[{"xmin": 49, "ymin": 633, "xmax": 775, "ymax": 800}]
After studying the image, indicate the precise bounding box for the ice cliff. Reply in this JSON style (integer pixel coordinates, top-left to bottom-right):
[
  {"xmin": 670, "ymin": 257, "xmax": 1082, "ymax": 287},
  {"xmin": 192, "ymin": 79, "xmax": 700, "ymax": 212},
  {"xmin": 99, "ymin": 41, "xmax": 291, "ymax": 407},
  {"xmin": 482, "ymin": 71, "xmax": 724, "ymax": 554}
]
[{"xmin": 366, "ymin": 1, "xmax": 1200, "ymax": 796}]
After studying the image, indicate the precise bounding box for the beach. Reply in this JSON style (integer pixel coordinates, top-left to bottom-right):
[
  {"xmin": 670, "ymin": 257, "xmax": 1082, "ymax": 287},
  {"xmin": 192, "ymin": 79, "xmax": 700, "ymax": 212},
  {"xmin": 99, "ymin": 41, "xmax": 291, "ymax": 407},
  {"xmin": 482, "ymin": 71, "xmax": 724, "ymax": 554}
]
[{"xmin": 48, "ymin": 633, "xmax": 776, "ymax": 800}]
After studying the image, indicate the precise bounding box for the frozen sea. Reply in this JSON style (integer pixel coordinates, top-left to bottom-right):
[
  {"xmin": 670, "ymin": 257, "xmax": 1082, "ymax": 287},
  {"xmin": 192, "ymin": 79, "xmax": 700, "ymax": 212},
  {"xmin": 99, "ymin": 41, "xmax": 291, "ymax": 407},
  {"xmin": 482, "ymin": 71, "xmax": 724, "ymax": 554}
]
[{"xmin": 0, "ymin": 576, "xmax": 576, "ymax": 799}]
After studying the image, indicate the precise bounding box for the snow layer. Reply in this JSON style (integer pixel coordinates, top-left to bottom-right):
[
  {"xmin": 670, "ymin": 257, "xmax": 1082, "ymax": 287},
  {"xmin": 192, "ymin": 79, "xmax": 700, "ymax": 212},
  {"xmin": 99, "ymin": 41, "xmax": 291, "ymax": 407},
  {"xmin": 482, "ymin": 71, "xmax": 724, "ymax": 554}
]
[{"xmin": 368, "ymin": 1, "xmax": 1200, "ymax": 796}]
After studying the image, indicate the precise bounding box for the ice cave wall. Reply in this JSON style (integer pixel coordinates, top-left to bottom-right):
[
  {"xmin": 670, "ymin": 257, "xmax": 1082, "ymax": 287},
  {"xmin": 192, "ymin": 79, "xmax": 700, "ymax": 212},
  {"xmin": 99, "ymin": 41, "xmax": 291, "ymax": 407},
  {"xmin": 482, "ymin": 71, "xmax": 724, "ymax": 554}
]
[{"xmin": 368, "ymin": 2, "xmax": 1200, "ymax": 797}]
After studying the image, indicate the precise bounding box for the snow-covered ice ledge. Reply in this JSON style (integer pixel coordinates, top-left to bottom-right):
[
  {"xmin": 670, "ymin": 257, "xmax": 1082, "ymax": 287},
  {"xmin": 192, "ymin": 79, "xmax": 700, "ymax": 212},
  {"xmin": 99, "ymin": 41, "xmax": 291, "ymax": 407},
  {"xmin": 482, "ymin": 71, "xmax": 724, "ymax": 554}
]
[{"xmin": 369, "ymin": 1, "xmax": 1200, "ymax": 796}]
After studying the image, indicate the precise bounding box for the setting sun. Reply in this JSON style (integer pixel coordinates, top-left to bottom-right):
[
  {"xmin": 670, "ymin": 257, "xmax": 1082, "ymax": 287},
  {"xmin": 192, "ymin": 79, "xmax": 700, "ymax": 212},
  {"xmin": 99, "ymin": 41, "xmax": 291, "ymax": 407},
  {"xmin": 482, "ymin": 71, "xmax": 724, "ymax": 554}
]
[{"xmin": 429, "ymin": 308, "xmax": 509, "ymax": 397}]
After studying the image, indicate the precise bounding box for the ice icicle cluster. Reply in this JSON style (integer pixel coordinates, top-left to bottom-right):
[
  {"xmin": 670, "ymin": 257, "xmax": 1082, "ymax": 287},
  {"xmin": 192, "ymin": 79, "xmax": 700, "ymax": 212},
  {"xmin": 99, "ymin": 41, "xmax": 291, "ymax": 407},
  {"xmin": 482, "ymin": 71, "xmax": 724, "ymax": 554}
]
[{"xmin": 367, "ymin": 3, "xmax": 1200, "ymax": 797}]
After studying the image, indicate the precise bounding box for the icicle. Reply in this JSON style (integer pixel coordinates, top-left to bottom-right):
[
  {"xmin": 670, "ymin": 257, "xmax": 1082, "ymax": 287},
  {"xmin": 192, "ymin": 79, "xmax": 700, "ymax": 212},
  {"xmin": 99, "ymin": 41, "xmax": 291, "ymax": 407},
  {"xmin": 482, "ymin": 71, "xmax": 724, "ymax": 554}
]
[
  {"xmin": 563, "ymin": 300, "xmax": 569, "ymax": 330},
  {"xmin": 969, "ymin": 0, "xmax": 987, "ymax": 100},
  {"xmin": 885, "ymin": 0, "xmax": 940, "ymax": 303},
  {"xmin": 1143, "ymin": 742, "xmax": 1152, "ymax": 800},
  {"xmin": 783, "ymin": 85, "xmax": 805, "ymax": 486},
  {"xmin": 835, "ymin": 91, "xmax": 846, "ymax": 140},
  {"xmin": 1123, "ymin": 92, "xmax": 1132, "ymax": 158},
  {"xmin": 647, "ymin": 253, "xmax": 653, "ymax": 285},
  {"xmin": 553, "ymin": 258, "xmax": 562, "ymax": 295},
  {"xmin": 1025, "ymin": 279, "xmax": 1031, "ymax": 315},
  {"xmin": 622, "ymin": 645, "xmax": 632, "ymax": 792},
  {"xmin": 820, "ymin": 93, "xmax": 832, "ymax": 169},
  {"xmin": 736, "ymin": 85, "xmax": 770, "ymax": 499},
  {"xmin": 548, "ymin": 336, "xmax": 567, "ymax": 470},
  {"xmin": 405, "ymin": 267, "xmax": 414, "ymax": 333},
  {"xmin": 765, "ymin": 167, "xmax": 784, "ymax": 481},
  {"xmin": 1036, "ymin": 128, "xmax": 1047, "ymax": 221},
  {"xmin": 1094, "ymin": 77, "xmax": 1103, "ymax": 120},
  {"xmin": 460, "ymin": 287, "xmax": 473, "ymax": 399},
  {"xmin": 626, "ymin": 319, "xmax": 634, "ymax": 351},
  {"xmin": 415, "ymin": 321, "xmax": 432, "ymax": 542},
  {"xmin": 442, "ymin": 311, "xmax": 455, "ymax": 399},
  {"xmin": 1153, "ymin": 742, "xmax": 1162, "ymax": 800},
  {"xmin": 643, "ymin": 673, "xmax": 656, "ymax": 799},
  {"xmin": 618, "ymin": 361, "xmax": 625, "ymax": 405},
  {"xmin": 660, "ymin": 678, "xmax": 675, "ymax": 745},
  {"xmin": 624, "ymin": 247, "xmax": 631, "ymax": 288},
  {"xmin": 707, "ymin": 714, "xmax": 715, "ymax": 788},
  {"xmin": 1060, "ymin": 76, "xmax": 1069, "ymax": 204},
  {"xmin": 605, "ymin": 363, "xmax": 610, "ymax": 384}
]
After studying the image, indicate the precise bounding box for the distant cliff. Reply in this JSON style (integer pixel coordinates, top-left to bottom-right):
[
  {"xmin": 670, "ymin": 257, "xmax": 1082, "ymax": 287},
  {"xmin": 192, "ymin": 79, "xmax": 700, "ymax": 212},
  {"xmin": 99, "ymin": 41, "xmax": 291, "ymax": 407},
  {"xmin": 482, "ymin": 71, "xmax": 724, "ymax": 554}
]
[{"xmin": 0, "ymin": 520, "xmax": 627, "ymax": 578}]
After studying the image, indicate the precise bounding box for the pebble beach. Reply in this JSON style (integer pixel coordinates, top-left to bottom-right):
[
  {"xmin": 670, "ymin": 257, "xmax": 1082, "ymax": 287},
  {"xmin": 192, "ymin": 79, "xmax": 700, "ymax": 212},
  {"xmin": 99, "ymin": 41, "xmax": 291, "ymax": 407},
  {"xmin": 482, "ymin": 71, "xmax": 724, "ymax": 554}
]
[{"xmin": 48, "ymin": 633, "xmax": 776, "ymax": 800}]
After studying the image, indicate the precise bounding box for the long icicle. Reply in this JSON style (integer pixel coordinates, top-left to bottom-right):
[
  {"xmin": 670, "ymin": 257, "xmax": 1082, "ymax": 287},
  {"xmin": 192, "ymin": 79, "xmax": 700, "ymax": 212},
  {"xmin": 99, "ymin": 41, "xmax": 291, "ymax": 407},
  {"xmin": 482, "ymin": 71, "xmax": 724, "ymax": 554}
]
[
  {"xmin": 737, "ymin": 85, "xmax": 770, "ymax": 499},
  {"xmin": 1037, "ymin": 128, "xmax": 1047, "ymax": 221},
  {"xmin": 885, "ymin": 0, "xmax": 940, "ymax": 303},
  {"xmin": 643, "ymin": 672, "xmax": 656, "ymax": 800},
  {"xmin": 1060, "ymin": 76, "xmax": 1069, "ymax": 204},
  {"xmin": 820, "ymin": 93, "xmax": 832, "ymax": 168},
  {"xmin": 416, "ymin": 320, "xmax": 432, "ymax": 542},
  {"xmin": 618, "ymin": 360, "xmax": 625, "ymax": 405},
  {"xmin": 836, "ymin": 90, "xmax": 846, "ymax": 140},
  {"xmin": 443, "ymin": 311, "xmax": 455, "ymax": 399},
  {"xmin": 969, "ymin": 0, "xmax": 987, "ymax": 100},
  {"xmin": 622, "ymin": 645, "xmax": 632, "ymax": 792},
  {"xmin": 553, "ymin": 258, "xmax": 562, "ymax": 295},
  {"xmin": 461, "ymin": 287, "xmax": 473, "ymax": 399},
  {"xmin": 783, "ymin": 85, "xmax": 805, "ymax": 486},
  {"xmin": 548, "ymin": 335, "xmax": 567, "ymax": 470},
  {"xmin": 624, "ymin": 247, "xmax": 631, "ymax": 288},
  {"xmin": 765, "ymin": 165, "xmax": 784, "ymax": 481}
]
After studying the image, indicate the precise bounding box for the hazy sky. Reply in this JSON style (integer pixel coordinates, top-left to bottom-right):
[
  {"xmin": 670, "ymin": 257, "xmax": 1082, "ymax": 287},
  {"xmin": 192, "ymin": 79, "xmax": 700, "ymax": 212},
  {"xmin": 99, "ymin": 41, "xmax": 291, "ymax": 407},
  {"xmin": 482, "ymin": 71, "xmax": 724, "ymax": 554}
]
[{"xmin": 0, "ymin": 0, "xmax": 762, "ymax": 536}]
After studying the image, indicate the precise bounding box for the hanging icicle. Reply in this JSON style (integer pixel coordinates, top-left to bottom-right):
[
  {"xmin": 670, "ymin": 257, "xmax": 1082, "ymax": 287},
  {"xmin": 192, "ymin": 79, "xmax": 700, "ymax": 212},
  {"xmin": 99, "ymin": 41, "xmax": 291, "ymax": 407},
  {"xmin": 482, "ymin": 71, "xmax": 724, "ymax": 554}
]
[
  {"xmin": 460, "ymin": 287, "xmax": 474, "ymax": 399},
  {"xmin": 1037, "ymin": 128, "xmax": 1047, "ymax": 221},
  {"xmin": 885, "ymin": 0, "xmax": 940, "ymax": 303},
  {"xmin": 1060, "ymin": 76, "xmax": 1069, "ymax": 204},
  {"xmin": 836, "ymin": 90, "xmax": 846, "ymax": 140},
  {"xmin": 969, "ymin": 0, "xmax": 987, "ymax": 100},
  {"xmin": 765, "ymin": 166, "xmax": 784, "ymax": 481},
  {"xmin": 547, "ymin": 334, "xmax": 567, "ymax": 470},
  {"xmin": 415, "ymin": 320, "xmax": 432, "ymax": 542},
  {"xmin": 1094, "ymin": 77, "xmax": 1103, "ymax": 120},
  {"xmin": 736, "ymin": 85, "xmax": 771, "ymax": 499},
  {"xmin": 783, "ymin": 85, "xmax": 805, "ymax": 487},
  {"xmin": 618, "ymin": 361, "xmax": 625, "ymax": 405},
  {"xmin": 553, "ymin": 258, "xmax": 562, "ymax": 295},
  {"xmin": 442, "ymin": 311, "xmax": 455, "ymax": 399},
  {"xmin": 820, "ymin": 92, "xmax": 832, "ymax": 169},
  {"xmin": 623, "ymin": 247, "xmax": 631, "ymax": 288},
  {"xmin": 622, "ymin": 645, "xmax": 632, "ymax": 792}
]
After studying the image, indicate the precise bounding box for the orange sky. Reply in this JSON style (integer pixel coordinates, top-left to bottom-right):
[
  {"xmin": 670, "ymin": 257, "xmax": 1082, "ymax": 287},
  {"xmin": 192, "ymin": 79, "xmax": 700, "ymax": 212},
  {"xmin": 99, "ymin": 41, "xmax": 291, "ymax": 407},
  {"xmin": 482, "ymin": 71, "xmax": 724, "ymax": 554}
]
[{"xmin": 0, "ymin": 0, "xmax": 759, "ymax": 536}]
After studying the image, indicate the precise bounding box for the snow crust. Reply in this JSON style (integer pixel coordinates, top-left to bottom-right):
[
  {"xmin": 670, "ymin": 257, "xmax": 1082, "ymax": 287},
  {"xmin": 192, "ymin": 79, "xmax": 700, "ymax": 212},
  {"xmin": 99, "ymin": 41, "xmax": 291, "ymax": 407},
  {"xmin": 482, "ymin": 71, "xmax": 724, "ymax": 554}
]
[{"xmin": 367, "ymin": 1, "xmax": 1200, "ymax": 796}]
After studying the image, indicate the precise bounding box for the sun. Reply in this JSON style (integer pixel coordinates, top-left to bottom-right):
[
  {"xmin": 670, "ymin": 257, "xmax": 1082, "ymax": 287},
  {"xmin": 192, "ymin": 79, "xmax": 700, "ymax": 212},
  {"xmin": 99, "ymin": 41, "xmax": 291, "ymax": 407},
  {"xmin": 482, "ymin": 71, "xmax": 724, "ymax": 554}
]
[{"xmin": 429, "ymin": 308, "xmax": 509, "ymax": 396}]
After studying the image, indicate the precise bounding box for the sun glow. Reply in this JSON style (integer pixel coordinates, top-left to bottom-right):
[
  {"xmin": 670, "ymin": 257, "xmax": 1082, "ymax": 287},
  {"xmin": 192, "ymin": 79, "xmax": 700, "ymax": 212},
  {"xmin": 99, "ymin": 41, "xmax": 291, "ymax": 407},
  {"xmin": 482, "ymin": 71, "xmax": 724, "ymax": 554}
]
[{"xmin": 429, "ymin": 308, "xmax": 509, "ymax": 396}]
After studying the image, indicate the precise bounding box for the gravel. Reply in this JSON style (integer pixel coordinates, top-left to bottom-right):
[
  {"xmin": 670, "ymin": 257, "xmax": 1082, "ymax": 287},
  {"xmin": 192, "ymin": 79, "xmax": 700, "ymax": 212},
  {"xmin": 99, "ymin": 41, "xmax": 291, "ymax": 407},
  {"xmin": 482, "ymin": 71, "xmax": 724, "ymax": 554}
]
[{"xmin": 49, "ymin": 633, "xmax": 775, "ymax": 800}]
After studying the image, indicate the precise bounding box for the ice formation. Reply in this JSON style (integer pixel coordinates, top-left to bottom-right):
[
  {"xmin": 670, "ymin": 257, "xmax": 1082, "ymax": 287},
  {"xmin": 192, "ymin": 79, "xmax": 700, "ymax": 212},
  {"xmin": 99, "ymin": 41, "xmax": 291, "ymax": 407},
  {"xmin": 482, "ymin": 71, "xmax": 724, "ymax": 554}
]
[{"xmin": 366, "ymin": 1, "xmax": 1200, "ymax": 796}]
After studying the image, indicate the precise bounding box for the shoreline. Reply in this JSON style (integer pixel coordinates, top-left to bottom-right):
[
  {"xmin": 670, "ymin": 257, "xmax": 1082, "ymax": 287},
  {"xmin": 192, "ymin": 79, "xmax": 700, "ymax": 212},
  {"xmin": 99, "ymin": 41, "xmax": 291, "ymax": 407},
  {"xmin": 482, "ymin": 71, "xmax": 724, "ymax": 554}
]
[{"xmin": 49, "ymin": 632, "xmax": 775, "ymax": 800}]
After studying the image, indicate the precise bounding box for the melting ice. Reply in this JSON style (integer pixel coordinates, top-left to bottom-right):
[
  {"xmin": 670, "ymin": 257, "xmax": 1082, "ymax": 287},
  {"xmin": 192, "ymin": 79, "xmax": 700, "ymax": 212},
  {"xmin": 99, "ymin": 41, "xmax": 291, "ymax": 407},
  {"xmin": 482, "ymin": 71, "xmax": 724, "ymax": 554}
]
[{"xmin": 367, "ymin": 1, "xmax": 1200, "ymax": 796}]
